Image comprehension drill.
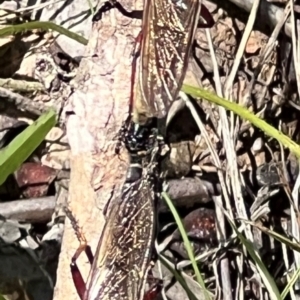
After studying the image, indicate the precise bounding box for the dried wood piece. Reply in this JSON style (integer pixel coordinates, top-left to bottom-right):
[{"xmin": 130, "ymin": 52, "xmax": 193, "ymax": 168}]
[
  {"xmin": 0, "ymin": 176, "xmax": 219, "ymax": 224},
  {"xmin": 0, "ymin": 196, "xmax": 55, "ymax": 223},
  {"xmin": 54, "ymin": 1, "xmax": 143, "ymax": 299}
]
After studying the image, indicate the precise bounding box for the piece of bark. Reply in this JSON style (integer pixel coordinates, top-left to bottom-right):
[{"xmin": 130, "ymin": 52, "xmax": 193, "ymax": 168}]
[{"xmin": 53, "ymin": 1, "xmax": 142, "ymax": 299}]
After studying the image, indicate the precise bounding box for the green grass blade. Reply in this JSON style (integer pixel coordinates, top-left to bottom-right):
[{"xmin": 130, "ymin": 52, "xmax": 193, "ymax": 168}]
[
  {"xmin": 281, "ymin": 267, "xmax": 300, "ymax": 299},
  {"xmin": 182, "ymin": 84, "xmax": 300, "ymax": 159},
  {"xmin": 241, "ymin": 220, "xmax": 300, "ymax": 299},
  {"xmin": 229, "ymin": 219, "xmax": 282, "ymax": 300},
  {"xmin": 158, "ymin": 254, "xmax": 199, "ymax": 300},
  {"xmin": 242, "ymin": 220, "xmax": 300, "ymax": 253},
  {"xmin": 0, "ymin": 109, "xmax": 56, "ymax": 185},
  {"xmin": 161, "ymin": 192, "xmax": 212, "ymax": 300},
  {"xmin": 0, "ymin": 21, "xmax": 88, "ymax": 45}
]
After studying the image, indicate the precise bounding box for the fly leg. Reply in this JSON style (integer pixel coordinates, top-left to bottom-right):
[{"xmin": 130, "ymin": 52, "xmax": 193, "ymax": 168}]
[
  {"xmin": 144, "ymin": 268, "xmax": 164, "ymax": 300},
  {"xmin": 144, "ymin": 283, "xmax": 163, "ymax": 300},
  {"xmin": 92, "ymin": 0, "xmax": 143, "ymax": 22},
  {"xmin": 198, "ymin": 5, "xmax": 215, "ymax": 28},
  {"xmin": 65, "ymin": 207, "xmax": 94, "ymax": 300},
  {"xmin": 93, "ymin": 1, "xmax": 214, "ymax": 29}
]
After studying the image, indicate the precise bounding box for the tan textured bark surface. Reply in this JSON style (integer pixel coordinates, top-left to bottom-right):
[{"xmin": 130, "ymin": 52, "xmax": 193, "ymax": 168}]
[{"xmin": 54, "ymin": 1, "xmax": 142, "ymax": 299}]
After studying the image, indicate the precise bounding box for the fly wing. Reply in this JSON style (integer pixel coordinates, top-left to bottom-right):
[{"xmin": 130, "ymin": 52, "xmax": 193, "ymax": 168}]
[
  {"xmin": 84, "ymin": 176, "xmax": 156, "ymax": 300},
  {"xmin": 135, "ymin": 0, "xmax": 202, "ymax": 120}
]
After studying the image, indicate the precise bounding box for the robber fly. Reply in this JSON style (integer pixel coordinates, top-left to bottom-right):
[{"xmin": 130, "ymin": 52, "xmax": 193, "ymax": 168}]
[
  {"xmin": 68, "ymin": 120, "xmax": 164, "ymax": 300},
  {"xmin": 67, "ymin": 1, "xmax": 214, "ymax": 299}
]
